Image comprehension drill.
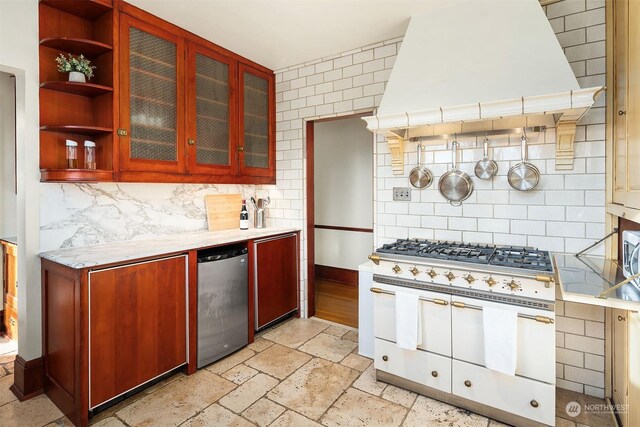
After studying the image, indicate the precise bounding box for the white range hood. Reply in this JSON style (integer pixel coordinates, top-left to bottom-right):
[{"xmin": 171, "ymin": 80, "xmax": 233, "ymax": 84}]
[{"xmin": 363, "ymin": 0, "xmax": 604, "ymax": 173}]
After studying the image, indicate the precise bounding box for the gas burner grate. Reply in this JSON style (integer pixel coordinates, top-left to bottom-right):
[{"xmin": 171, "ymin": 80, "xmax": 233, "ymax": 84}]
[{"xmin": 376, "ymin": 239, "xmax": 552, "ymax": 272}]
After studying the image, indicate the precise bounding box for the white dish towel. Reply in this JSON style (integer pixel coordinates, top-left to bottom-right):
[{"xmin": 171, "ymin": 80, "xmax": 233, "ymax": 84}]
[
  {"xmin": 483, "ymin": 306, "xmax": 518, "ymax": 376},
  {"xmin": 395, "ymin": 291, "xmax": 422, "ymax": 350}
]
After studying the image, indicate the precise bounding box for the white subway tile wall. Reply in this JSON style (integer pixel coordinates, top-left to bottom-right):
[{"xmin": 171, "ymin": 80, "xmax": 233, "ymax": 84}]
[{"xmin": 271, "ymin": 0, "xmax": 606, "ymax": 397}]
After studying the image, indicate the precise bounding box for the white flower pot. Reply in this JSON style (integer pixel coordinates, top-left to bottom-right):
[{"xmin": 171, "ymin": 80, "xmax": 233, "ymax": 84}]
[{"xmin": 68, "ymin": 71, "xmax": 86, "ymax": 83}]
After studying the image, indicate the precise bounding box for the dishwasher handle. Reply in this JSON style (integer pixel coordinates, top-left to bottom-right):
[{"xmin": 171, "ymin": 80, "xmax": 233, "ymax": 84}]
[{"xmin": 198, "ymin": 247, "xmax": 248, "ymax": 263}]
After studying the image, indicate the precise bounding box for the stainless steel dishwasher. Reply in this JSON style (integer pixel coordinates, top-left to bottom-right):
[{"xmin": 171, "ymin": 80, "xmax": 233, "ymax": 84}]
[{"xmin": 197, "ymin": 245, "xmax": 248, "ymax": 369}]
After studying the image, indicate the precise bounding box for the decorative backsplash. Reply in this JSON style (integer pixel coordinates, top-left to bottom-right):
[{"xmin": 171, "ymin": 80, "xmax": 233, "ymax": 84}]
[{"xmin": 39, "ymin": 183, "xmax": 278, "ymax": 251}]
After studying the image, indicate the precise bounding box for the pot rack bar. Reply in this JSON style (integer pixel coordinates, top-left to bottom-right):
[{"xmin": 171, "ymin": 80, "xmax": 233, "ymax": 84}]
[
  {"xmin": 408, "ymin": 126, "xmax": 547, "ymax": 143},
  {"xmin": 370, "ymin": 287, "xmax": 554, "ymax": 324}
]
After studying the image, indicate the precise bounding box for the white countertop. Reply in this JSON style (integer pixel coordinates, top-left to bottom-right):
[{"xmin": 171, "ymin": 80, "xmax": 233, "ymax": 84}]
[{"xmin": 39, "ymin": 227, "xmax": 299, "ymax": 269}]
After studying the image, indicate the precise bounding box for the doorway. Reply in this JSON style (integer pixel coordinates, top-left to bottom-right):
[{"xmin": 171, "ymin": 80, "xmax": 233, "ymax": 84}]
[
  {"xmin": 306, "ymin": 115, "xmax": 374, "ymax": 328},
  {"xmin": 0, "ymin": 71, "xmax": 18, "ymax": 354}
]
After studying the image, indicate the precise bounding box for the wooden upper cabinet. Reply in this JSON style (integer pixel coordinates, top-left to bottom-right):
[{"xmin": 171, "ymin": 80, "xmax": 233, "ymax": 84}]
[
  {"xmin": 119, "ymin": 14, "xmax": 186, "ymax": 174},
  {"xmin": 239, "ymin": 64, "xmax": 275, "ymax": 180},
  {"xmin": 611, "ymin": 0, "xmax": 640, "ymax": 210},
  {"xmin": 186, "ymin": 42, "xmax": 238, "ymax": 176}
]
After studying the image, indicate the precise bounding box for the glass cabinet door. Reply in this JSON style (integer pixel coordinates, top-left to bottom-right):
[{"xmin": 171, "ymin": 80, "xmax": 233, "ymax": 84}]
[
  {"xmin": 239, "ymin": 64, "xmax": 274, "ymax": 179},
  {"xmin": 119, "ymin": 14, "xmax": 185, "ymax": 173},
  {"xmin": 186, "ymin": 42, "xmax": 237, "ymax": 175}
]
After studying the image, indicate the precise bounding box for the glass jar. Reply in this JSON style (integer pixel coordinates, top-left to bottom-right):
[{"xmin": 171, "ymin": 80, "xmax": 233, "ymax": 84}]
[
  {"xmin": 84, "ymin": 140, "xmax": 96, "ymax": 170},
  {"xmin": 65, "ymin": 140, "xmax": 78, "ymax": 169}
]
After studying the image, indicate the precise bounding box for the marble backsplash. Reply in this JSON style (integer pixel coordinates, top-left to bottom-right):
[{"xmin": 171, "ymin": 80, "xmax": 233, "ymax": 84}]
[{"xmin": 40, "ymin": 183, "xmax": 277, "ymax": 251}]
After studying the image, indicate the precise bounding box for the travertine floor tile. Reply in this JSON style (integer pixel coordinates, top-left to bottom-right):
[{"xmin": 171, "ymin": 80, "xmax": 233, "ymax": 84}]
[
  {"xmin": 242, "ymin": 398, "xmax": 286, "ymax": 427},
  {"xmin": 270, "ymin": 410, "xmax": 322, "ymax": 427},
  {"xmin": 488, "ymin": 420, "xmax": 511, "ymax": 427},
  {"xmin": 247, "ymin": 337, "xmax": 275, "ymax": 353},
  {"xmin": 340, "ymin": 353, "xmax": 371, "ymax": 372},
  {"xmin": 223, "ymin": 364, "xmax": 260, "ymax": 385},
  {"xmin": 556, "ymin": 417, "xmax": 576, "ymax": 427},
  {"xmin": 382, "ymin": 384, "xmax": 418, "ymax": 408},
  {"xmin": 0, "ymin": 374, "xmax": 17, "ymax": 406},
  {"xmin": 88, "ymin": 417, "xmax": 126, "ymax": 427},
  {"xmin": 298, "ymin": 333, "xmax": 358, "ymax": 362},
  {"xmin": 116, "ymin": 369, "xmax": 235, "ymax": 426},
  {"xmin": 206, "ymin": 348, "xmax": 257, "ymax": 375},
  {"xmin": 0, "ymin": 394, "xmax": 64, "ymax": 427},
  {"xmin": 262, "ymin": 318, "xmax": 329, "ymax": 348},
  {"xmin": 403, "ymin": 395, "xmax": 489, "ymax": 427},
  {"xmin": 143, "ymin": 372, "xmax": 186, "ymax": 395},
  {"xmin": 324, "ymin": 325, "xmax": 349, "ymax": 337},
  {"xmin": 352, "ymin": 365, "xmax": 387, "ymax": 396},
  {"xmin": 219, "ymin": 373, "xmax": 279, "ymax": 413},
  {"xmin": 555, "ymin": 388, "xmax": 616, "ymax": 427},
  {"xmin": 321, "ymin": 387, "xmax": 408, "ymax": 427},
  {"xmin": 268, "ymin": 358, "xmax": 358, "ymax": 420},
  {"xmin": 245, "ymin": 344, "xmax": 312, "ymax": 379},
  {"xmin": 182, "ymin": 404, "xmax": 254, "ymax": 427},
  {"xmin": 343, "ymin": 330, "xmax": 358, "ymax": 342},
  {"xmin": 45, "ymin": 416, "xmax": 74, "ymax": 427}
]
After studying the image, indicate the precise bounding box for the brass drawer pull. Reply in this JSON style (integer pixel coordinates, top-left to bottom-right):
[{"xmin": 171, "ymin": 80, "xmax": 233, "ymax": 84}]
[
  {"xmin": 431, "ymin": 371, "xmax": 438, "ymax": 378},
  {"xmin": 464, "ymin": 380, "xmax": 472, "ymax": 387},
  {"xmin": 618, "ymin": 315, "xmax": 626, "ymax": 322},
  {"xmin": 382, "ymin": 355, "xmax": 388, "ymax": 362},
  {"xmin": 530, "ymin": 400, "xmax": 539, "ymax": 408}
]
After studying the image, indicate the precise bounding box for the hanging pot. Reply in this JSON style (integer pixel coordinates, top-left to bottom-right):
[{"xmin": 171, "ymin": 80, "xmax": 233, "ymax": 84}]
[
  {"xmin": 409, "ymin": 143, "xmax": 433, "ymax": 189},
  {"xmin": 508, "ymin": 135, "xmax": 540, "ymax": 191},
  {"xmin": 438, "ymin": 141, "xmax": 473, "ymax": 206},
  {"xmin": 474, "ymin": 137, "xmax": 498, "ymax": 180}
]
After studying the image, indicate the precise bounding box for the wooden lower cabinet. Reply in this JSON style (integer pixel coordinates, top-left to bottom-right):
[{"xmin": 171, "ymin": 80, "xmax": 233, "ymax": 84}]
[
  {"xmin": 2, "ymin": 241, "xmax": 17, "ymax": 340},
  {"xmin": 42, "ymin": 255, "xmax": 188, "ymax": 427},
  {"xmin": 253, "ymin": 233, "xmax": 299, "ymax": 330}
]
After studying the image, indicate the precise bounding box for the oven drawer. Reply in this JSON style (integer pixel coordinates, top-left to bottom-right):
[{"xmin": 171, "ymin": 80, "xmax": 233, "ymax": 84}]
[
  {"xmin": 374, "ymin": 338, "xmax": 451, "ymax": 393},
  {"xmin": 373, "ymin": 283, "xmax": 451, "ymax": 356},
  {"xmin": 452, "ymin": 359, "xmax": 554, "ymax": 426},
  {"xmin": 451, "ymin": 296, "xmax": 555, "ymax": 384}
]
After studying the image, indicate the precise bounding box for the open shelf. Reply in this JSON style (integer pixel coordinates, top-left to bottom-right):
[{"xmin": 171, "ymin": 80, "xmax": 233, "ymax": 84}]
[
  {"xmin": 40, "ymin": 168, "xmax": 114, "ymax": 182},
  {"xmin": 40, "ymin": 125, "xmax": 113, "ymax": 135},
  {"xmin": 40, "ymin": 37, "xmax": 113, "ymax": 57},
  {"xmin": 40, "ymin": 0, "xmax": 112, "ymax": 20},
  {"xmin": 40, "ymin": 81, "xmax": 113, "ymax": 97}
]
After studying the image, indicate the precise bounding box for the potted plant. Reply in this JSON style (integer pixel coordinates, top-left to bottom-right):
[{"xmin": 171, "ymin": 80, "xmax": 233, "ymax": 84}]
[{"xmin": 55, "ymin": 53, "xmax": 96, "ymax": 83}]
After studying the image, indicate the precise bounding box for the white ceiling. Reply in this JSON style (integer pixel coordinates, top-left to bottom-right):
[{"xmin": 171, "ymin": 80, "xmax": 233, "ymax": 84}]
[{"xmin": 125, "ymin": 0, "xmax": 438, "ymax": 70}]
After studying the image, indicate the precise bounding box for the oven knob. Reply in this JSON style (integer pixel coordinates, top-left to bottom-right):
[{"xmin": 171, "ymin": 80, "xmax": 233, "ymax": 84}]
[
  {"xmin": 484, "ymin": 276, "xmax": 497, "ymax": 287},
  {"xmin": 463, "ymin": 274, "xmax": 476, "ymax": 284},
  {"xmin": 427, "ymin": 269, "xmax": 438, "ymax": 279},
  {"xmin": 445, "ymin": 271, "xmax": 456, "ymax": 281},
  {"xmin": 410, "ymin": 266, "xmax": 420, "ymax": 276},
  {"xmin": 392, "ymin": 264, "xmax": 402, "ymax": 274},
  {"xmin": 507, "ymin": 280, "xmax": 521, "ymax": 291}
]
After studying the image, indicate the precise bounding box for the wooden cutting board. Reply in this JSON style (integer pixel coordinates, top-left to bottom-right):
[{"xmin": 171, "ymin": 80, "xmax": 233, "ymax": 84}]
[{"xmin": 205, "ymin": 194, "xmax": 242, "ymax": 231}]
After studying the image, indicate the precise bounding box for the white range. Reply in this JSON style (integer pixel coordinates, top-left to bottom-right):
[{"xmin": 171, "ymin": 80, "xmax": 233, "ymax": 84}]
[{"xmin": 360, "ymin": 239, "xmax": 557, "ymax": 427}]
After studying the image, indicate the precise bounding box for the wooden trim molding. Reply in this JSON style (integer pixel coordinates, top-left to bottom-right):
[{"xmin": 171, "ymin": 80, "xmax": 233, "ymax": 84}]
[
  {"xmin": 314, "ymin": 224, "xmax": 373, "ymax": 234},
  {"xmin": 315, "ymin": 265, "xmax": 358, "ymax": 286},
  {"xmin": 10, "ymin": 355, "xmax": 44, "ymax": 401},
  {"xmin": 306, "ymin": 120, "xmax": 316, "ymax": 318}
]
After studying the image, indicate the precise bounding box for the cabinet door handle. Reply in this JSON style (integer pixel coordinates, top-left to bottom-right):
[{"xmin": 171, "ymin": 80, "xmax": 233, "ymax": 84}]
[
  {"xmin": 117, "ymin": 128, "xmax": 128, "ymax": 136},
  {"xmin": 382, "ymin": 355, "xmax": 388, "ymax": 362},
  {"xmin": 187, "ymin": 139, "xmax": 195, "ymax": 146},
  {"xmin": 618, "ymin": 315, "xmax": 626, "ymax": 321},
  {"xmin": 530, "ymin": 400, "xmax": 539, "ymax": 408},
  {"xmin": 618, "ymin": 110, "xmax": 626, "ymax": 116},
  {"xmin": 464, "ymin": 380, "xmax": 472, "ymax": 387},
  {"xmin": 431, "ymin": 371, "xmax": 438, "ymax": 378}
]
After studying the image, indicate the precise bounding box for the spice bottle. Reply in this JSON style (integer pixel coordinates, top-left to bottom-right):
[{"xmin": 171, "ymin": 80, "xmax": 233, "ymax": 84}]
[
  {"xmin": 84, "ymin": 140, "xmax": 96, "ymax": 170},
  {"xmin": 66, "ymin": 140, "xmax": 78, "ymax": 169}
]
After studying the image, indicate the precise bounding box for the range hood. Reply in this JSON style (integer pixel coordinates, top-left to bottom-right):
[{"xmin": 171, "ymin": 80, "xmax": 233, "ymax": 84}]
[{"xmin": 363, "ymin": 0, "xmax": 604, "ymax": 173}]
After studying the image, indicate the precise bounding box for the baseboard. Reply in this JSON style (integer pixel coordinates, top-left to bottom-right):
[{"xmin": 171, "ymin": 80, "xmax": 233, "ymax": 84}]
[
  {"xmin": 315, "ymin": 265, "xmax": 358, "ymax": 285},
  {"xmin": 10, "ymin": 355, "xmax": 44, "ymax": 401}
]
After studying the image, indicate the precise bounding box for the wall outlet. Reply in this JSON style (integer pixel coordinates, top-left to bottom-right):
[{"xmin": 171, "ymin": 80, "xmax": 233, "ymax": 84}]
[{"xmin": 393, "ymin": 187, "xmax": 411, "ymax": 201}]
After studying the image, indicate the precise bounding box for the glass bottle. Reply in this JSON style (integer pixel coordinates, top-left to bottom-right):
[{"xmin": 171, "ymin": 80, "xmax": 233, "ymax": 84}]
[
  {"xmin": 240, "ymin": 199, "xmax": 249, "ymax": 230},
  {"xmin": 66, "ymin": 140, "xmax": 78, "ymax": 169},
  {"xmin": 84, "ymin": 140, "xmax": 96, "ymax": 170}
]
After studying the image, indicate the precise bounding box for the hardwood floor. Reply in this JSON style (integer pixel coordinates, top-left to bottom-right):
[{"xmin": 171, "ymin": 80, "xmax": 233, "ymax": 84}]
[{"xmin": 314, "ymin": 279, "xmax": 358, "ymax": 328}]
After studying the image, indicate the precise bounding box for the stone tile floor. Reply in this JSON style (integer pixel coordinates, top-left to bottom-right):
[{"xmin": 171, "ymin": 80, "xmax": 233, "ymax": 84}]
[{"xmin": 0, "ymin": 318, "xmax": 619, "ymax": 427}]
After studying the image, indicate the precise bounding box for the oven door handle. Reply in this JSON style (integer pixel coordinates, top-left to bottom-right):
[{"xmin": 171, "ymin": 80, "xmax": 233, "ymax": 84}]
[
  {"xmin": 451, "ymin": 300, "xmax": 554, "ymax": 324},
  {"xmin": 370, "ymin": 287, "xmax": 449, "ymax": 306}
]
